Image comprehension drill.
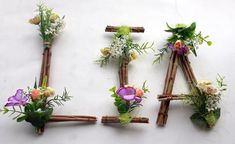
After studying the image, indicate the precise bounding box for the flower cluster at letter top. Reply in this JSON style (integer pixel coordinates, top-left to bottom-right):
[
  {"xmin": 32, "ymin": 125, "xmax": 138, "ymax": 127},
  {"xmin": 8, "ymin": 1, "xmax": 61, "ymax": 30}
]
[
  {"xmin": 0, "ymin": 78, "xmax": 71, "ymax": 129},
  {"xmin": 182, "ymin": 75, "xmax": 227, "ymax": 128},
  {"xmin": 29, "ymin": 4, "xmax": 65, "ymax": 43},
  {"xmin": 109, "ymin": 82, "xmax": 149, "ymax": 124},
  {"xmin": 154, "ymin": 22, "xmax": 212, "ymax": 63},
  {"xmin": 97, "ymin": 26, "xmax": 153, "ymax": 67}
]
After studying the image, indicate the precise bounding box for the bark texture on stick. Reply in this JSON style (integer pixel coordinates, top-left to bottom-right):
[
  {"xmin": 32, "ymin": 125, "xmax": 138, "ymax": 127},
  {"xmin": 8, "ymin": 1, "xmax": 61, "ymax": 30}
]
[
  {"xmin": 157, "ymin": 52, "xmax": 179, "ymax": 126},
  {"xmin": 179, "ymin": 56, "xmax": 197, "ymax": 88},
  {"xmin": 119, "ymin": 59, "xmax": 129, "ymax": 87},
  {"xmin": 105, "ymin": 25, "xmax": 145, "ymax": 33},
  {"xmin": 158, "ymin": 94, "xmax": 184, "ymax": 101},
  {"xmin": 101, "ymin": 116, "xmax": 149, "ymax": 123},
  {"xmin": 37, "ymin": 42, "xmax": 52, "ymax": 135},
  {"xmin": 49, "ymin": 115, "xmax": 97, "ymax": 122}
]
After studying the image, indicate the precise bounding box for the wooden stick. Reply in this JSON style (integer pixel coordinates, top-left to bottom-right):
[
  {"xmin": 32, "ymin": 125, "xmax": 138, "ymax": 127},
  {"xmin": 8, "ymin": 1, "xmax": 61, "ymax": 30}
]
[
  {"xmin": 119, "ymin": 59, "xmax": 129, "ymax": 87},
  {"xmin": 49, "ymin": 115, "xmax": 97, "ymax": 122},
  {"xmin": 101, "ymin": 116, "xmax": 149, "ymax": 123},
  {"xmin": 157, "ymin": 52, "xmax": 179, "ymax": 126},
  {"xmin": 158, "ymin": 94, "xmax": 184, "ymax": 101},
  {"xmin": 179, "ymin": 56, "xmax": 197, "ymax": 89},
  {"xmin": 105, "ymin": 25, "xmax": 145, "ymax": 33},
  {"xmin": 37, "ymin": 43, "xmax": 52, "ymax": 134}
]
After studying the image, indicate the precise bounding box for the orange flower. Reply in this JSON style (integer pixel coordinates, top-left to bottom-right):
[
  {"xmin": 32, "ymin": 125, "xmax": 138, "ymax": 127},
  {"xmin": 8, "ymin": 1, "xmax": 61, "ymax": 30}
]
[
  {"xmin": 136, "ymin": 88, "xmax": 144, "ymax": 97},
  {"xmin": 174, "ymin": 40, "xmax": 182, "ymax": 49},
  {"xmin": 31, "ymin": 89, "xmax": 40, "ymax": 100}
]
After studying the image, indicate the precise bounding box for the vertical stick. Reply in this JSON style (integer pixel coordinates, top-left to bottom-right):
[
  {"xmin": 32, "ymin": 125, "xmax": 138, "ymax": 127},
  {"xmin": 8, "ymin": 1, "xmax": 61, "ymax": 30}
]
[
  {"xmin": 179, "ymin": 56, "xmax": 197, "ymax": 89},
  {"xmin": 36, "ymin": 42, "xmax": 52, "ymax": 134},
  {"xmin": 157, "ymin": 52, "xmax": 179, "ymax": 126},
  {"xmin": 119, "ymin": 59, "xmax": 129, "ymax": 87}
]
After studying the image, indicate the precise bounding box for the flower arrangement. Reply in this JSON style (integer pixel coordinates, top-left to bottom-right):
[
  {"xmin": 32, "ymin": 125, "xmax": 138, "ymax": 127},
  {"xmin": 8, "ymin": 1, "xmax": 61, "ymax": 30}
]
[
  {"xmin": 29, "ymin": 4, "xmax": 65, "ymax": 43},
  {"xmin": 154, "ymin": 22, "xmax": 212, "ymax": 63},
  {"xmin": 109, "ymin": 82, "xmax": 149, "ymax": 124},
  {"xmin": 96, "ymin": 26, "xmax": 154, "ymax": 67},
  {"xmin": 183, "ymin": 75, "xmax": 226, "ymax": 128},
  {"xmin": 0, "ymin": 77, "xmax": 71, "ymax": 131},
  {"xmin": 159, "ymin": 75, "xmax": 227, "ymax": 128}
]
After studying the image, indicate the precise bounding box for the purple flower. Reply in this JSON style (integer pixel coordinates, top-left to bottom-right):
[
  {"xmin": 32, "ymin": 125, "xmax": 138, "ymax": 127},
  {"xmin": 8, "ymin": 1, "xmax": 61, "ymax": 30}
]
[
  {"xmin": 116, "ymin": 87, "xmax": 136, "ymax": 101},
  {"xmin": 167, "ymin": 42, "xmax": 188, "ymax": 55},
  {"xmin": 177, "ymin": 44, "xmax": 188, "ymax": 55},
  {"xmin": 134, "ymin": 96, "xmax": 142, "ymax": 103},
  {"xmin": 116, "ymin": 87, "xmax": 143, "ymax": 103},
  {"xmin": 167, "ymin": 43, "xmax": 175, "ymax": 51},
  {"xmin": 5, "ymin": 89, "xmax": 29, "ymax": 107}
]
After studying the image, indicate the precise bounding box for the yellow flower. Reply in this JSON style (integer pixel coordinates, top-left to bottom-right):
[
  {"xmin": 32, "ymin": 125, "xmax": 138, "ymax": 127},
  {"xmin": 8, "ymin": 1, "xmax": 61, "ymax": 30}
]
[
  {"xmin": 29, "ymin": 16, "xmax": 41, "ymax": 25},
  {"xmin": 44, "ymin": 87, "xmax": 55, "ymax": 97},
  {"xmin": 100, "ymin": 48, "xmax": 110, "ymax": 56},
  {"xmin": 130, "ymin": 52, "xmax": 138, "ymax": 60},
  {"xmin": 50, "ymin": 13, "xmax": 60, "ymax": 23}
]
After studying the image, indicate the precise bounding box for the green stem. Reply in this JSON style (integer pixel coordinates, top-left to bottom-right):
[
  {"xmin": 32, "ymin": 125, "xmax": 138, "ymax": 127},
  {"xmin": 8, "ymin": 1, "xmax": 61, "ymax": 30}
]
[{"xmin": 8, "ymin": 109, "xmax": 25, "ymax": 114}]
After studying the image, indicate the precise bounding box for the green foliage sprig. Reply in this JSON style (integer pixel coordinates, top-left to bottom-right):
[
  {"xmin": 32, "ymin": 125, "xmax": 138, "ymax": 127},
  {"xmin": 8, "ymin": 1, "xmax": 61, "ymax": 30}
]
[
  {"xmin": 154, "ymin": 22, "xmax": 212, "ymax": 63},
  {"xmin": 29, "ymin": 4, "xmax": 65, "ymax": 44}
]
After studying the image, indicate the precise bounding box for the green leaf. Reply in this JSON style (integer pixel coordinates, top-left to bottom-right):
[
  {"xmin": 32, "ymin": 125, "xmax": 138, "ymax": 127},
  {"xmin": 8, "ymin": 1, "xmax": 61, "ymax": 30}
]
[
  {"xmin": 204, "ymin": 109, "xmax": 220, "ymax": 128},
  {"xmin": 109, "ymin": 86, "xmax": 116, "ymax": 93},
  {"xmin": 25, "ymin": 108, "xmax": 53, "ymax": 128},
  {"xmin": 42, "ymin": 76, "xmax": 48, "ymax": 88},
  {"xmin": 3, "ymin": 107, "xmax": 9, "ymax": 114},
  {"xmin": 34, "ymin": 77, "xmax": 37, "ymax": 89},
  {"xmin": 17, "ymin": 115, "xmax": 27, "ymax": 122},
  {"xmin": 190, "ymin": 47, "xmax": 197, "ymax": 57},
  {"xmin": 117, "ymin": 102, "xmax": 128, "ymax": 114},
  {"xmin": 119, "ymin": 113, "xmax": 132, "ymax": 125},
  {"xmin": 190, "ymin": 113, "xmax": 207, "ymax": 128}
]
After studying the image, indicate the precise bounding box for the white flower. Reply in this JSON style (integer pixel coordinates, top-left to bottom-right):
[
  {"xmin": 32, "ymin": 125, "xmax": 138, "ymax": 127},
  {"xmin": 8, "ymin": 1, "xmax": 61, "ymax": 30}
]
[
  {"xmin": 206, "ymin": 94, "xmax": 220, "ymax": 112},
  {"xmin": 109, "ymin": 35, "xmax": 129, "ymax": 58},
  {"xmin": 197, "ymin": 80, "xmax": 217, "ymax": 95}
]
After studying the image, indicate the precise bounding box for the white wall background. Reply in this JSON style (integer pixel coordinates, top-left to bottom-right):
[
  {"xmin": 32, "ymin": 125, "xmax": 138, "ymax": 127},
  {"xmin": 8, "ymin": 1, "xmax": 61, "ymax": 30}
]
[{"xmin": 0, "ymin": 0, "xmax": 234, "ymax": 144}]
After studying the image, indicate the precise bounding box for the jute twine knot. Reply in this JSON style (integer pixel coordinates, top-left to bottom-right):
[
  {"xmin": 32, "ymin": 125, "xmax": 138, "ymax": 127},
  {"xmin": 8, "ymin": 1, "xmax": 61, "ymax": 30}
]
[{"xmin": 43, "ymin": 41, "xmax": 52, "ymax": 49}]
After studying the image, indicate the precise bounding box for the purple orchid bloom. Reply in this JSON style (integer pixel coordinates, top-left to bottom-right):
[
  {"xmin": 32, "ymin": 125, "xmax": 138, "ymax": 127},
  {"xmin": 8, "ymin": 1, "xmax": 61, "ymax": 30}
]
[
  {"xmin": 134, "ymin": 96, "xmax": 142, "ymax": 103},
  {"xmin": 167, "ymin": 43, "xmax": 188, "ymax": 55},
  {"xmin": 177, "ymin": 44, "xmax": 188, "ymax": 55},
  {"xmin": 5, "ymin": 89, "xmax": 29, "ymax": 107},
  {"xmin": 116, "ymin": 87, "xmax": 136, "ymax": 101},
  {"xmin": 116, "ymin": 87, "xmax": 143, "ymax": 103}
]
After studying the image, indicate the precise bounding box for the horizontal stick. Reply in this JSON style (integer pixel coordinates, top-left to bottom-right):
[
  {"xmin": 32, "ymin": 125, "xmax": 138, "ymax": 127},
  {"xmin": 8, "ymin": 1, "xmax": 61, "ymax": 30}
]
[
  {"xmin": 158, "ymin": 94, "xmax": 184, "ymax": 101},
  {"xmin": 49, "ymin": 115, "xmax": 97, "ymax": 122},
  {"xmin": 101, "ymin": 116, "xmax": 149, "ymax": 124},
  {"xmin": 105, "ymin": 25, "xmax": 145, "ymax": 33}
]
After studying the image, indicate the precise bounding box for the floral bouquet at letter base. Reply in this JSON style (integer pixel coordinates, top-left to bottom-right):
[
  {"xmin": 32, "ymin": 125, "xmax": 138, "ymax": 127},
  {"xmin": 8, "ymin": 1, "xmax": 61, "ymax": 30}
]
[
  {"xmin": 109, "ymin": 82, "xmax": 149, "ymax": 124},
  {"xmin": 0, "ymin": 77, "xmax": 71, "ymax": 133},
  {"xmin": 159, "ymin": 75, "xmax": 227, "ymax": 128}
]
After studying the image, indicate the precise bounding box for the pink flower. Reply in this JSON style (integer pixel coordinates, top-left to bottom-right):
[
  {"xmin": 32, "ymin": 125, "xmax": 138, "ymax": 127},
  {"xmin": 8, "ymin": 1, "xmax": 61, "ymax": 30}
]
[
  {"xmin": 174, "ymin": 40, "xmax": 182, "ymax": 49},
  {"xmin": 31, "ymin": 89, "xmax": 40, "ymax": 100},
  {"xmin": 136, "ymin": 88, "xmax": 144, "ymax": 97}
]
